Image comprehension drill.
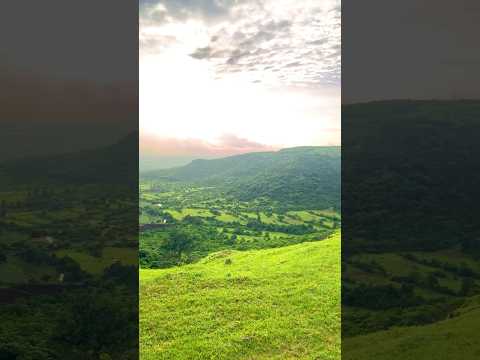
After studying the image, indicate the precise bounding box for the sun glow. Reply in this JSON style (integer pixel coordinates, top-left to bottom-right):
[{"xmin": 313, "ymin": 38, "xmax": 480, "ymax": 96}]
[{"xmin": 140, "ymin": 0, "xmax": 340, "ymax": 154}]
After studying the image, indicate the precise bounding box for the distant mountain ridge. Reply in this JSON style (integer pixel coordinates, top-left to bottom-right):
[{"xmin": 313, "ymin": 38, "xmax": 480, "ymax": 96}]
[
  {"xmin": 143, "ymin": 146, "xmax": 341, "ymax": 210},
  {"xmin": 0, "ymin": 132, "xmax": 138, "ymax": 187}
]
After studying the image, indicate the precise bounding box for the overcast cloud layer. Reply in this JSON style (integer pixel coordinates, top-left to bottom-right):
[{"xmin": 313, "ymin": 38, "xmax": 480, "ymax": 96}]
[
  {"xmin": 141, "ymin": 0, "xmax": 340, "ymax": 87},
  {"xmin": 343, "ymin": 0, "xmax": 480, "ymax": 103},
  {"xmin": 140, "ymin": 0, "xmax": 341, "ymax": 156}
]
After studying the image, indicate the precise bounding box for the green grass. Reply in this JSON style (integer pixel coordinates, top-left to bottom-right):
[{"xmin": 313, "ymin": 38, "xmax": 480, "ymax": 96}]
[
  {"xmin": 215, "ymin": 212, "xmax": 239, "ymax": 223},
  {"xmin": 165, "ymin": 208, "xmax": 214, "ymax": 220},
  {"xmin": 346, "ymin": 250, "xmax": 479, "ymax": 296},
  {"xmin": 0, "ymin": 256, "xmax": 57, "ymax": 284},
  {"xmin": 140, "ymin": 232, "xmax": 340, "ymax": 360},
  {"xmin": 287, "ymin": 211, "xmax": 320, "ymax": 222},
  {"xmin": 0, "ymin": 190, "xmax": 27, "ymax": 203},
  {"xmin": 343, "ymin": 295, "xmax": 480, "ymax": 359},
  {"xmin": 55, "ymin": 247, "xmax": 137, "ymax": 275},
  {"xmin": 258, "ymin": 212, "xmax": 281, "ymax": 224}
]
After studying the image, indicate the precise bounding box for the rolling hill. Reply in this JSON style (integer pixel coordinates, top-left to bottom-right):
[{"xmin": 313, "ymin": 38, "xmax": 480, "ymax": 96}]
[
  {"xmin": 0, "ymin": 131, "xmax": 138, "ymax": 187},
  {"xmin": 342, "ymin": 100, "xmax": 480, "ymax": 357},
  {"xmin": 140, "ymin": 232, "xmax": 340, "ymax": 360},
  {"xmin": 343, "ymin": 100, "xmax": 480, "ymax": 254},
  {"xmin": 143, "ymin": 146, "xmax": 340, "ymax": 210},
  {"xmin": 343, "ymin": 295, "xmax": 480, "ymax": 359}
]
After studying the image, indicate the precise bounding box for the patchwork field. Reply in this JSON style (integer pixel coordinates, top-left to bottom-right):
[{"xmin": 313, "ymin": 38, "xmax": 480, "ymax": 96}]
[{"xmin": 343, "ymin": 246, "xmax": 480, "ymax": 355}]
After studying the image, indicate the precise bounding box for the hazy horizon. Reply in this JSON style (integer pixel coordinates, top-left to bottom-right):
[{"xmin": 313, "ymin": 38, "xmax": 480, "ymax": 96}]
[{"xmin": 140, "ymin": 143, "xmax": 341, "ymax": 173}]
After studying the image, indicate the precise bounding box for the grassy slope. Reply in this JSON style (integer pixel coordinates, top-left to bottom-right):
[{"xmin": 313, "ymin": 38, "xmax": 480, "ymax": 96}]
[
  {"xmin": 140, "ymin": 233, "xmax": 340, "ymax": 360},
  {"xmin": 343, "ymin": 295, "xmax": 480, "ymax": 359}
]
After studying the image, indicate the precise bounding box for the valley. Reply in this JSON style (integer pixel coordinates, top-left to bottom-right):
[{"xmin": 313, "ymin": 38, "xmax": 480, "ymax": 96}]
[
  {"xmin": 140, "ymin": 181, "xmax": 339, "ymax": 269},
  {"xmin": 139, "ymin": 147, "xmax": 341, "ymax": 359}
]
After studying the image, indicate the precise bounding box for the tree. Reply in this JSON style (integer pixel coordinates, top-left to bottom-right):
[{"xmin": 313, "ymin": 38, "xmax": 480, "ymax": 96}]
[
  {"xmin": 163, "ymin": 229, "xmax": 195, "ymax": 257},
  {"xmin": 460, "ymin": 278, "xmax": 475, "ymax": 296},
  {"xmin": 0, "ymin": 200, "xmax": 6, "ymax": 218}
]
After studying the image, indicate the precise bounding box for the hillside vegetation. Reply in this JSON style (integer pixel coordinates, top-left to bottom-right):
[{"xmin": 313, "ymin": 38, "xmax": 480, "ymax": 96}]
[
  {"xmin": 342, "ymin": 100, "xmax": 480, "ymax": 358},
  {"xmin": 143, "ymin": 146, "xmax": 340, "ymax": 210},
  {"xmin": 343, "ymin": 295, "xmax": 480, "ymax": 359},
  {"xmin": 0, "ymin": 132, "xmax": 138, "ymax": 188},
  {"xmin": 343, "ymin": 100, "xmax": 480, "ymax": 254},
  {"xmin": 0, "ymin": 134, "xmax": 139, "ymax": 359},
  {"xmin": 140, "ymin": 232, "xmax": 340, "ymax": 360}
]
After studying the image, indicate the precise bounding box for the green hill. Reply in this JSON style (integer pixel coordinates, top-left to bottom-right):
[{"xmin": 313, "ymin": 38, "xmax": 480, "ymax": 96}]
[
  {"xmin": 142, "ymin": 146, "xmax": 340, "ymax": 210},
  {"xmin": 343, "ymin": 295, "xmax": 480, "ymax": 359},
  {"xmin": 0, "ymin": 131, "xmax": 138, "ymax": 188},
  {"xmin": 140, "ymin": 232, "xmax": 340, "ymax": 360},
  {"xmin": 342, "ymin": 100, "xmax": 480, "ymax": 357},
  {"xmin": 343, "ymin": 100, "xmax": 480, "ymax": 254}
]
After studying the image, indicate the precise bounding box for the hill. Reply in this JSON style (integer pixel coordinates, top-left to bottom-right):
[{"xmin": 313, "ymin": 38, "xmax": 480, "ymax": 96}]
[
  {"xmin": 140, "ymin": 232, "xmax": 340, "ymax": 360},
  {"xmin": 343, "ymin": 295, "xmax": 480, "ymax": 359},
  {"xmin": 343, "ymin": 100, "xmax": 480, "ymax": 254},
  {"xmin": 0, "ymin": 131, "xmax": 138, "ymax": 188},
  {"xmin": 142, "ymin": 146, "xmax": 340, "ymax": 210},
  {"xmin": 342, "ymin": 100, "xmax": 480, "ymax": 357}
]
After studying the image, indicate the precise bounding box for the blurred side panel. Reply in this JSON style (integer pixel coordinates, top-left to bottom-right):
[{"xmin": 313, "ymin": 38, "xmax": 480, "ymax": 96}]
[
  {"xmin": 0, "ymin": 1, "xmax": 139, "ymax": 359},
  {"xmin": 342, "ymin": 1, "xmax": 480, "ymax": 359}
]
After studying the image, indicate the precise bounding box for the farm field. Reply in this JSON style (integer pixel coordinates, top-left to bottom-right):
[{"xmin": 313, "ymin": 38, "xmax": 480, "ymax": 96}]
[
  {"xmin": 0, "ymin": 185, "xmax": 137, "ymax": 285},
  {"xmin": 343, "ymin": 247, "xmax": 480, "ymax": 338},
  {"xmin": 139, "ymin": 179, "xmax": 340, "ymax": 269}
]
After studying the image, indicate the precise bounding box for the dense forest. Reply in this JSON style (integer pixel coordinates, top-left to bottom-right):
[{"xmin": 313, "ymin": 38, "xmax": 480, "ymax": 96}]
[{"xmin": 343, "ymin": 100, "xmax": 480, "ymax": 255}]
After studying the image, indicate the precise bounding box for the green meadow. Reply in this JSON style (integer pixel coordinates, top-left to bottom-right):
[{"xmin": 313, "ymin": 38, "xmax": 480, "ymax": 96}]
[{"xmin": 140, "ymin": 232, "xmax": 340, "ymax": 360}]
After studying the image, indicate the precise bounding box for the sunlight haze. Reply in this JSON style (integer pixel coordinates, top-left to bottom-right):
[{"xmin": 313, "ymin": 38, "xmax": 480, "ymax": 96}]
[{"xmin": 140, "ymin": 0, "xmax": 340, "ymax": 156}]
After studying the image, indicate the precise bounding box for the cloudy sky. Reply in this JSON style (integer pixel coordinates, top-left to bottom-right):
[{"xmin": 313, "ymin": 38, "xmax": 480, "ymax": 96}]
[
  {"xmin": 0, "ymin": 1, "xmax": 137, "ymax": 161},
  {"xmin": 140, "ymin": 0, "xmax": 340, "ymax": 157},
  {"xmin": 343, "ymin": 0, "xmax": 480, "ymax": 103}
]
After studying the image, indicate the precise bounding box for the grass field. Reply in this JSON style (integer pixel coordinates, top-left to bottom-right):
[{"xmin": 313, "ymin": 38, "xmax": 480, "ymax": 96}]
[
  {"xmin": 343, "ymin": 295, "xmax": 480, "ymax": 359},
  {"xmin": 140, "ymin": 232, "xmax": 340, "ymax": 360},
  {"xmin": 55, "ymin": 247, "xmax": 137, "ymax": 274}
]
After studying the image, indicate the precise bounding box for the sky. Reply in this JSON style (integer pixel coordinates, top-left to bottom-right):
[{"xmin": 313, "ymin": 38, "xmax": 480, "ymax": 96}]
[
  {"xmin": 343, "ymin": 0, "xmax": 480, "ymax": 103},
  {"xmin": 0, "ymin": 2, "xmax": 137, "ymax": 161},
  {"xmin": 140, "ymin": 0, "xmax": 341, "ymax": 158}
]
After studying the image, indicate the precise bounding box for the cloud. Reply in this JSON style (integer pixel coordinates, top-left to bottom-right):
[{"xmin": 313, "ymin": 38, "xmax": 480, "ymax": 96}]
[
  {"xmin": 140, "ymin": 0, "xmax": 340, "ymax": 88},
  {"xmin": 140, "ymin": 133, "xmax": 277, "ymax": 157},
  {"xmin": 140, "ymin": 0, "xmax": 341, "ymax": 150},
  {"xmin": 217, "ymin": 134, "xmax": 275, "ymax": 150},
  {"xmin": 190, "ymin": 46, "xmax": 214, "ymax": 59},
  {"xmin": 140, "ymin": 0, "xmax": 236, "ymax": 26}
]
